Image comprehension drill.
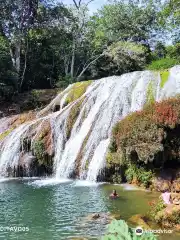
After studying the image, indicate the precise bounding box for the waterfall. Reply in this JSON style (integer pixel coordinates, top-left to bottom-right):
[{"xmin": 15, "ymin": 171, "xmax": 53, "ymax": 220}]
[{"xmin": 0, "ymin": 66, "xmax": 180, "ymax": 181}]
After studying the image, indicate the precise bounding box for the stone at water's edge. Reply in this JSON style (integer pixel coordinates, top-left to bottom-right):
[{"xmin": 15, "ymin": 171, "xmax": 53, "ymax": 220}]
[
  {"xmin": 0, "ymin": 66, "xmax": 180, "ymax": 180},
  {"xmin": 83, "ymin": 212, "xmax": 121, "ymax": 225},
  {"xmin": 128, "ymin": 214, "xmax": 151, "ymax": 230}
]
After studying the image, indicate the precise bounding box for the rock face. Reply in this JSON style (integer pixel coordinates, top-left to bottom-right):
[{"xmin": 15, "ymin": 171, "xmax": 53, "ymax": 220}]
[{"xmin": 152, "ymin": 169, "xmax": 180, "ymax": 193}]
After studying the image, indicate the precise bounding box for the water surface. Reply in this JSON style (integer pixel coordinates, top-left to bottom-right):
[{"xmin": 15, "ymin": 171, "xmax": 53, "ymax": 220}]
[{"xmin": 0, "ymin": 179, "xmax": 178, "ymax": 240}]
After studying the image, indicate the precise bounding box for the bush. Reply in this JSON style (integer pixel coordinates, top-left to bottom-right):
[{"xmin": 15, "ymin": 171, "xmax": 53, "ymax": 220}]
[
  {"xmin": 109, "ymin": 97, "xmax": 180, "ymax": 172},
  {"xmin": 146, "ymin": 58, "xmax": 179, "ymax": 70},
  {"xmin": 148, "ymin": 198, "xmax": 166, "ymax": 221},
  {"xmin": 104, "ymin": 41, "xmax": 149, "ymax": 74},
  {"xmin": 166, "ymin": 43, "xmax": 180, "ymax": 60},
  {"xmin": 125, "ymin": 164, "xmax": 154, "ymax": 188}
]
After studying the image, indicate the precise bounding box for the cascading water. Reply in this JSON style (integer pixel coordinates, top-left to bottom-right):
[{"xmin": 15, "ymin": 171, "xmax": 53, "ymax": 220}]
[{"xmin": 0, "ymin": 66, "xmax": 180, "ymax": 181}]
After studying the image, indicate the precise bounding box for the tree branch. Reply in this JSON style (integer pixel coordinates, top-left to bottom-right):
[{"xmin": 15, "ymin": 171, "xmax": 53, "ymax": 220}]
[
  {"xmin": 77, "ymin": 53, "xmax": 104, "ymax": 80},
  {"xmin": 73, "ymin": 0, "xmax": 79, "ymax": 9},
  {"xmin": 85, "ymin": 0, "xmax": 94, "ymax": 7}
]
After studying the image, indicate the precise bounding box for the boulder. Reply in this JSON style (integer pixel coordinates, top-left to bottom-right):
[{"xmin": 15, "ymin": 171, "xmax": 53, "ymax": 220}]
[
  {"xmin": 128, "ymin": 214, "xmax": 151, "ymax": 230},
  {"xmin": 83, "ymin": 212, "xmax": 120, "ymax": 225},
  {"xmin": 152, "ymin": 178, "xmax": 171, "ymax": 192}
]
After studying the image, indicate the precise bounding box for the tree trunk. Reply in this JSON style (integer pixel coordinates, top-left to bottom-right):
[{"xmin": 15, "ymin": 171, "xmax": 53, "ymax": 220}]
[
  {"xmin": 20, "ymin": 39, "xmax": 28, "ymax": 90},
  {"xmin": 77, "ymin": 53, "xmax": 104, "ymax": 81},
  {"xmin": 10, "ymin": 41, "xmax": 21, "ymax": 74},
  {"xmin": 70, "ymin": 40, "xmax": 76, "ymax": 81}
]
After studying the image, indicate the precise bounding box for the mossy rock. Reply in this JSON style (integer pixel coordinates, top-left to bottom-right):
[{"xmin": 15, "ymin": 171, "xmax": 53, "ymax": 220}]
[
  {"xmin": 64, "ymin": 81, "xmax": 92, "ymax": 106},
  {"xmin": 160, "ymin": 70, "xmax": 169, "ymax": 88},
  {"xmin": 0, "ymin": 128, "xmax": 14, "ymax": 141},
  {"xmin": 128, "ymin": 214, "xmax": 151, "ymax": 230},
  {"xmin": 146, "ymin": 80, "xmax": 155, "ymax": 105},
  {"xmin": 66, "ymin": 98, "xmax": 84, "ymax": 139},
  {"xmin": 32, "ymin": 140, "xmax": 46, "ymax": 165}
]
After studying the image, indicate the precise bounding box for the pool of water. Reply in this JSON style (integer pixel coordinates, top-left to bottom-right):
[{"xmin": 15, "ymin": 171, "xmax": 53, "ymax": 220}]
[{"xmin": 0, "ymin": 178, "xmax": 178, "ymax": 240}]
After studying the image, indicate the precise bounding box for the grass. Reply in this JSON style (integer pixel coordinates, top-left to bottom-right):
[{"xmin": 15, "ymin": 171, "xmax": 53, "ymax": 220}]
[{"xmin": 146, "ymin": 58, "xmax": 179, "ymax": 71}]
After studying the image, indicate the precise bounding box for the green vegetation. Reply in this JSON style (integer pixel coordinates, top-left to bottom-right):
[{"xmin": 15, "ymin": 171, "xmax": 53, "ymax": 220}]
[
  {"xmin": 102, "ymin": 220, "xmax": 157, "ymax": 240},
  {"xmin": 64, "ymin": 81, "xmax": 92, "ymax": 106},
  {"xmin": 160, "ymin": 71, "xmax": 170, "ymax": 88},
  {"xmin": 154, "ymin": 206, "xmax": 180, "ymax": 227},
  {"xmin": 107, "ymin": 97, "xmax": 180, "ymax": 187},
  {"xmin": 0, "ymin": 128, "xmax": 14, "ymax": 141},
  {"xmin": 148, "ymin": 198, "xmax": 166, "ymax": 221},
  {"xmin": 104, "ymin": 41, "xmax": 149, "ymax": 75},
  {"xmin": 147, "ymin": 58, "xmax": 179, "ymax": 71},
  {"xmin": 66, "ymin": 99, "xmax": 84, "ymax": 139},
  {"xmin": 33, "ymin": 140, "xmax": 46, "ymax": 165},
  {"xmin": 146, "ymin": 81, "xmax": 155, "ymax": 105},
  {"xmin": 148, "ymin": 198, "xmax": 180, "ymax": 227},
  {"xmin": 125, "ymin": 164, "xmax": 154, "ymax": 188},
  {"xmin": 0, "ymin": 0, "xmax": 179, "ymax": 100}
]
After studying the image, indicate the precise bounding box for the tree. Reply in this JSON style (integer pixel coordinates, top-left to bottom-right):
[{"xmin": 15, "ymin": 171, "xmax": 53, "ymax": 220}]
[
  {"xmin": 89, "ymin": 0, "xmax": 161, "ymax": 45},
  {"xmin": 0, "ymin": 0, "xmax": 39, "ymax": 91},
  {"xmin": 161, "ymin": 0, "xmax": 180, "ymax": 42},
  {"xmin": 90, "ymin": 41, "xmax": 149, "ymax": 77},
  {"xmin": 154, "ymin": 42, "xmax": 167, "ymax": 59},
  {"xmin": 0, "ymin": 36, "xmax": 17, "ymax": 99}
]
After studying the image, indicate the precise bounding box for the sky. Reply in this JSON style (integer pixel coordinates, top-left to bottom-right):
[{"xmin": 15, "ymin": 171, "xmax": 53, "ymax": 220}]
[{"xmin": 60, "ymin": 0, "xmax": 108, "ymax": 13}]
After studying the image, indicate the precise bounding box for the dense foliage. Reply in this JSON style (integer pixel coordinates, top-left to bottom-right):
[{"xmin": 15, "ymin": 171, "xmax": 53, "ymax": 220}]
[
  {"xmin": 108, "ymin": 97, "xmax": 180, "ymax": 186},
  {"xmin": 0, "ymin": 0, "xmax": 179, "ymax": 99}
]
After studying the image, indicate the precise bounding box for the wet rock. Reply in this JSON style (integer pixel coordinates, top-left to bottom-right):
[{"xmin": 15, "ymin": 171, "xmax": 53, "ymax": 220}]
[
  {"xmin": 0, "ymin": 111, "xmax": 4, "ymax": 118},
  {"xmin": 128, "ymin": 214, "xmax": 151, "ymax": 230},
  {"xmin": 152, "ymin": 178, "xmax": 171, "ymax": 192},
  {"xmin": 83, "ymin": 212, "xmax": 121, "ymax": 225}
]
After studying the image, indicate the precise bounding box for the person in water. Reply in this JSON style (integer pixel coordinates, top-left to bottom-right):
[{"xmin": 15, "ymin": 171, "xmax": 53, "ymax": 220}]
[{"xmin": 110, "ymin": 189, "xmax": 119, "ymax": 198}]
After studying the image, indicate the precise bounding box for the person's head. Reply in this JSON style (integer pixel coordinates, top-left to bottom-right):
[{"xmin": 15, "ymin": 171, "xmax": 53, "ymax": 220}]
[{"xmin": 113, "ymin": 189, "xmax": 116, "ymax": 195}]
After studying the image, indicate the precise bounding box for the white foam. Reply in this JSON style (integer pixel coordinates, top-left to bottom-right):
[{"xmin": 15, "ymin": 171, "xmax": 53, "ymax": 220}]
[
  {"xmin": 120, "ymin": 183, "xmax": 148, "ymax": 191},
  {"xmin": 28, "ymin": 178, "xmax": 72, "ymax": 187},
  {"xmin": 72, "ymin": 180, "xmax": 105, "ymax": 187},
  {"xmin": 0, "ymin": 178, "xmax": 14, "ymax": 183}
]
